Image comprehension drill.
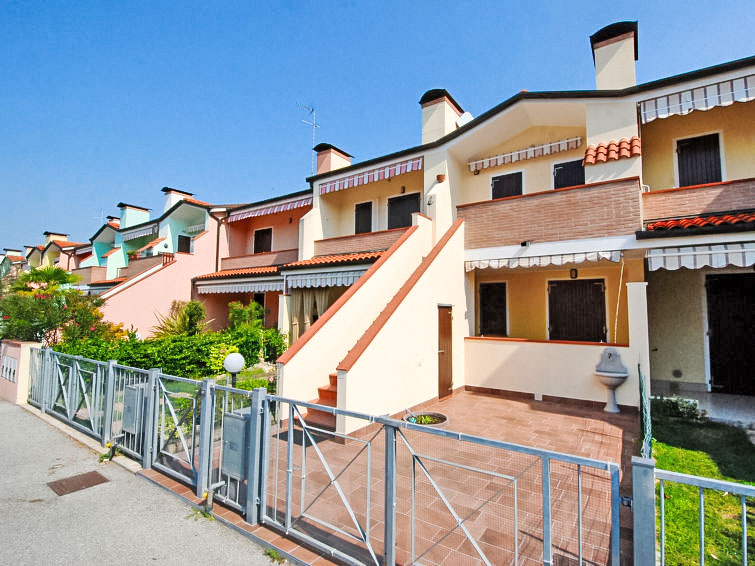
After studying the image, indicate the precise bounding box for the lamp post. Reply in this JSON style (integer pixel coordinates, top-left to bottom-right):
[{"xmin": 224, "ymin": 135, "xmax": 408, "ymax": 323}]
[{"xmin": 223, "ymin": 352, "xmax": 245, "ymax": 388}]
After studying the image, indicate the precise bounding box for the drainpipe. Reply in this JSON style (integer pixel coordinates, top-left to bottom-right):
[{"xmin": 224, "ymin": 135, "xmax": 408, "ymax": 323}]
[{"xmin": 210, "ymin": 211, "xmax": 224, "ymax": 272}]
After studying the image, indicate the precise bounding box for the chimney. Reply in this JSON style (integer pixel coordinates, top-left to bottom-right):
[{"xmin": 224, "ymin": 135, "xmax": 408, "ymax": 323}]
[
  {"xmin": 117, "ymin": 202, "xmax": 151, "ymax": 228},
  {"xmin": 161, "ymin": 186, "xmax": 194, "ymax": 211},
  {"xmin": 43, "ymin": 231, "xmax": 69, "ymax": 245},
  {"xmin": 590, "ymin": 21, "xmax": 638, "ymax": 90},
  {"xmin": 420, "ymin": 89, "xmax": 463, "ymax": 144},
  {"xmin": 106, "ymin": 215, "xmax": 120, "ymax": 228},
  {"xmin": 314, "ymin": 143, "xmax": 352, "ymax": 175},
  {"xmin": 3, "ymin": 248, "xmax": 22, "ymax": 257}
]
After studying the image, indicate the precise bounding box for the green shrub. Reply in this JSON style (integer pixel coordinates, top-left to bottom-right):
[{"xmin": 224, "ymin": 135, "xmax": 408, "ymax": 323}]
[
  {"xmin": 236, "ymin": 376, "xmax": 276, "ymax": 394},
  {"xmin": 208, "ymin": 342, "xmax": 240, "ymax": 375},
  {"xmin": 651, "ymin": 396, "xmax": 707, "ymax": 421}
]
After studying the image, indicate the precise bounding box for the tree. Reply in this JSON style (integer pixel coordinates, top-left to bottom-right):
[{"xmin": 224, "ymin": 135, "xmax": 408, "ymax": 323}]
[{"xmin": 0, "ymin": 266, "xmax": 108, "ymax": 346}]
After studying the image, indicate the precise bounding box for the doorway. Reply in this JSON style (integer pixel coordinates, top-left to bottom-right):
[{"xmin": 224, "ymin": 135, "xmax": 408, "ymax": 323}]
[
  {"xmin": 438, "ymin": 306, "xmax": 452, "ymax": 399},
  {"xmin": 706, "ymin": 274, "xmax": 755, "ymax": 395}
]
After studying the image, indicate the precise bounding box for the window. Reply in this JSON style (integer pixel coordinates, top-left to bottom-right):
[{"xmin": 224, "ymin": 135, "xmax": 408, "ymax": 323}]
[
  {"xmin": 355, "ymin": 202, "xmax": 372, "ymax": 234},
  {"xmin": 491, "ymin": 172, "xmax": 523, "ymax": 200},
  {"xmin": 253, "ymin": 228, "xmax": 272, "ymax": 254},
  {"xmin": 479, "ymin": 282, "xmax": 507, "ymax": 336},
  {"xmin": 177, "ymin": 235, "xmax": 191, "ymax": 254},
  {"xmin": 553, "ymin": 159, "xmax": 585, "ymax": 189},
  {"xmin": 548, "ymin": 279, "xmax": 606, "ymax": 342},
  {"xmin": 677, "ymin": 133, "xmax": 721, "ymax": 187},
  {"xmin": 387, "ymin": 193, "xmax": 421, "ymax": 229}
]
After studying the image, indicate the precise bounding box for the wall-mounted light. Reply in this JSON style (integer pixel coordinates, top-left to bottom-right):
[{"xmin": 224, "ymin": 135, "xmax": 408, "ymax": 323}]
[
  {"xmin": 473, "ymin": 169, "xmax": 480, "ymax": 175},
  {"xmin": 426, "ymin": 195, "xmax": 435, "ymax": 206},
  {"xmin": 570, "ymin": 268, "xmax": 578, "ymax": 279},
  {"xmin": 400, "ymin": 185, "xmax": 406, "ymax": 194},
  {"xmin": 520, "ymin": 240, "xmax": 531, "ymax": 247},
  {"xmin": 289, "ymin": 216, "xmax": 292, "ymax": 224},
  {"xmin": 436, "ymin": 173, "xmax": 446, "ymax": 183}
]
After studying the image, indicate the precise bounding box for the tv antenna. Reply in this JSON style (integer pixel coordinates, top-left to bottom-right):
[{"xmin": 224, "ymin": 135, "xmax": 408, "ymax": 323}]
[
  {"xmin": 299, "ymin": 103, "xmax": 320, "ymax": 175},
  {"xmin": 92, "ymin": 208, "xmax": 106, "ymax": 225}
]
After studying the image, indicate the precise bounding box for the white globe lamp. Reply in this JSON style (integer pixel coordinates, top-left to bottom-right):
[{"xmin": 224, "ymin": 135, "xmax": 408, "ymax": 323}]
[{"xmin": 223, "ymin": 352, "xmax": 245, "ymax": 387}]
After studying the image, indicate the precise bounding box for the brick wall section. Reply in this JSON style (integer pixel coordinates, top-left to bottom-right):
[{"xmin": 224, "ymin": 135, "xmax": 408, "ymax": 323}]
[
  {"xmin": 221, "ymin": 248, "xmax": 298, "ymax": 270},
  {"xmin": 117, "ymin": 255, "xmax": 163, "ymax": 279},
  {"xmin": 458, "ymin": 178, "xmax": 642, "ymax": 249},
  {"xmin": 314, "ymin": 227, "xmax": 408, "ymax": 256},
  {"xmin": 642, "ymin": 178, "xmax": 755, "ymax": 222},
  {"xmin": 71, "ymin": 266, "xmax": 106, "ymax": 285}
]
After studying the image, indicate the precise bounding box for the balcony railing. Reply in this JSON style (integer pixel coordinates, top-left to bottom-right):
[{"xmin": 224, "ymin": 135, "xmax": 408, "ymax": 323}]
[
  {"xmin": 314, "ymin": 227, "xmax": 408, "ymax": 256},
  {"xmin": 642, "ymin": 177, "xmax": 755, "ymax": 223},
  {"xmin": 457, "ymin": 177, "xmax": 642, "ymax": 249},
  {"xmin": 220, "ymin": 248, "xmax": 298, "ymax": 271},
  {"xmin": 118, "ymin": 254, "xmax": 165, "ymax": 279}
]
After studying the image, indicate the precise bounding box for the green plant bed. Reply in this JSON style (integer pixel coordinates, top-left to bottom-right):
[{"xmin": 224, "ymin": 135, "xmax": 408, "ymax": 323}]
[{"xmin": 652, "ymin": 413, "xmax": 755, "ymax": 565}]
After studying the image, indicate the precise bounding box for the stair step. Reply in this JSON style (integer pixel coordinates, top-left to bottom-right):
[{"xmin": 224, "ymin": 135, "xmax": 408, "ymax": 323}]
[
  {"xmin": 317, "ymin": 384, "xmax": 337, "ymax": 403},
  {"xmin": 297, "ymin": 405, "xmax": 336, "ymax": 431},
  {"xmin": 328, "ymin": 373, "xmax": 338, "ymax": 387}
]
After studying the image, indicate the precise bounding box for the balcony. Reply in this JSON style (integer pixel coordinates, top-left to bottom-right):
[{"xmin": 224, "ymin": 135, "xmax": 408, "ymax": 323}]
[
  {"xmin": 118, "ymin": 253, "xmax": 173, "ymax": 279},
  {"xmin": 220, "ymin": 248, "xmax": 298, "ymax": 271},
  {"xmin": 314, "ymin": 227, "xmax": 408, "ymax": 256},
  {"xmin": 642, "ymin": 177, "xmax": 755, "ymax": 223},
  {"xmin": 457, "ymin": 177, "xmax": 642, "ymax": 249},
  {"xmin": 71, "ymin": 266, "xmax": 107, "ymax": 285}
]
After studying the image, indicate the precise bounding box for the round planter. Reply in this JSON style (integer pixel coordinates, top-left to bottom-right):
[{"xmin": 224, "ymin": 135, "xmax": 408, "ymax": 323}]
[{"xmin": 403, "ymin": 412, "xmax": 448, "ymax": 427}]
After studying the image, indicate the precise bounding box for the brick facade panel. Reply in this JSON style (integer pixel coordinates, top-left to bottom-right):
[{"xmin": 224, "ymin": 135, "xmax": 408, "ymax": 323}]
[
  {"xmin": 458, "ymin": 178, "xmax": 642, "ymax": 249},
  {"xmin": 642, "ymin": 179, "xmax": 755, "ymax": 222},
  {"xmin": 221, "ymin": 248, "xmax": 298, "ymax": 270},
  {"xmin": 314, "ymin": 227, "xmax": 408, "ymax": 256}
]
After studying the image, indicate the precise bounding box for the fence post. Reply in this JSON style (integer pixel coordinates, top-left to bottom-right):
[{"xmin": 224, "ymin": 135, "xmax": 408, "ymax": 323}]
[
  {"xmin": 41, "ymin": 348, "xmax": 52, "ymax": 413},
  {"xmin": 196, "ymin": 378, "xmax": 215, "ymax": 500},
  {"xmin": 632, "ymin": 456, "xmax": 657, "ymax": 566},
  {"xmin": 101, "ymin": 360, "xmax": 117, "ymax": 447},
  {"xmin": 542, "ymin": 457, "xmax": 553, "ymax": 566},
  {"xmin": 142, "ymin": 368, "xmax": 159, "ymax": 470},
  {"xmin": 383, "ymin": 424, "xmax": 397, "ymax": 566},
  {"xmin": 245, "ymin": 387, "xmax": 266, "ymax": 524}
]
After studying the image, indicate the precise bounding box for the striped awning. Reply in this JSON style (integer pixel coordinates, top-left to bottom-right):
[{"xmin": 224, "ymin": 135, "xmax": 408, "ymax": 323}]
[
  {"xmin": 286, "ymin": 269, "xmax": 367, "ymax": 288},
  {"xmin": 639, "ymin": 74, "xmax": 755, "ymax": 124},
  {"xmin": 184, "ymin": 223, "xmax": 205, "ymax": 234},
  {"xmin": 195, "ymin": 278, "xmax": 284, "ymax": 294},
  {"xmin": 468, "ymin": 137, "xmax": 582, "ymax": 173},
  {"xmin": 319, "ymin": 157, "xmax": 423, "ymax": 195},
  {"xmin": 646, "ymin": 242, "xmax": 755, "ymax": 271},
  {"xmin": 228, "ymin": 197, "xmax": 312, "ymax": 223},
  {"xmin": 465, "ymin": 250, "xmax": 621, "ymax": 272},
  {"xmin": 122, "ymin": 225, "xmax": 158, "ymax": 241}
]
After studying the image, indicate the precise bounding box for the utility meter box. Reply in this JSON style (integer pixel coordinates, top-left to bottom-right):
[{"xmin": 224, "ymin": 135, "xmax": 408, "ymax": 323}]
[{"xmin": 221, "ymin": 412, "xmax": 248, "ymax": 480}]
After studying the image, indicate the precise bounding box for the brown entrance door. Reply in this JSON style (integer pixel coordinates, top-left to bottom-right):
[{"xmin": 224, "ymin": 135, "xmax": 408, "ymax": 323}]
[
  {"xmin": 438, "ymin": 306, "xmax": 453, "ymax": 399},
  {"xmin": 706, "ymin": 274, "xmax": 755, "ymax": 395}
]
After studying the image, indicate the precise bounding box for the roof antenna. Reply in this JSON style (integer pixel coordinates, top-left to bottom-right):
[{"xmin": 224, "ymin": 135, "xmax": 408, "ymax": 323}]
[
  {"xmin": 299, "ymin": 103, "xmax": 320, "ymax": 175},
  {"xmin": 92, "ymin": 207, "xmax": 106, "ymax": 225}
]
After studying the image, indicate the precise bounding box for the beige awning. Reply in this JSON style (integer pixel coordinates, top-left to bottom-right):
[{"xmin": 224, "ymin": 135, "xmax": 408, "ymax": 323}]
[
  {"xmin": 195, "ymin": 278, "xmax": 283, "ymax": 294},
  {"xmin": 646, "ymin": 242, "xmax": 755, "ymax": 271},
  {"xmin": 639, "ymin": 74, "xmax": 755, "ymax": 124},
  {"xmin": 465, "ymin": 250, "xmax": 621, "ymax": 271},
  {"xmin": 286, "ymin": 269, "xmax": 368, "ymax": 288}
]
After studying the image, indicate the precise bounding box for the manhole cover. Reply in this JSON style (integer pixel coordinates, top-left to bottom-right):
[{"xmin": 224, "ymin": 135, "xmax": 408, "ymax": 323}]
[{"xmin": 47, "ymin": 471, "xmax": 109, "ymax": 496}]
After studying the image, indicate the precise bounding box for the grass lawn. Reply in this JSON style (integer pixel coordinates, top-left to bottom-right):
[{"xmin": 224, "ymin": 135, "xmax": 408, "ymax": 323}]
[{"xmin": 652, "ymin": 412, "xmax": 754, "ymax": 565}]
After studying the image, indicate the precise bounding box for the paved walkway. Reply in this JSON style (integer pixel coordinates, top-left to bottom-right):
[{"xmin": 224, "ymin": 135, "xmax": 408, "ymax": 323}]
[{"xmin": 0, "ymin": 401, "xmax": 273, "ymax": 566}]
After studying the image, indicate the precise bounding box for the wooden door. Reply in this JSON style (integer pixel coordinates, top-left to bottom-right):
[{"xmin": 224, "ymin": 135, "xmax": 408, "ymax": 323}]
[
  {"xmin": 706, "ymin": 274, "xmax": 755, "ymax": 395},
  {"xmin": 438, "ymin": 306, "xmax": 452, "ymax": 399},
  {"xmin": 548, "ymin": 279, "xmax": 606, "ymax": 342}
]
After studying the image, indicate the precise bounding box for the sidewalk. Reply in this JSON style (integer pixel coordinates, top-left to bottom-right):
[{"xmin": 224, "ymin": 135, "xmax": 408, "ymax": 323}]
[{"xmin": 0, "ymin": 400, "xmax": 273, "ymax": 566}]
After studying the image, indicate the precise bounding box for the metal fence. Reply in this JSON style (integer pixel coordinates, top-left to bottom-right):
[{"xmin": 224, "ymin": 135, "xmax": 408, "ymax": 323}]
[{"xmin": 638, "ymin": 364, "xmax": 652, "ymax": 459}]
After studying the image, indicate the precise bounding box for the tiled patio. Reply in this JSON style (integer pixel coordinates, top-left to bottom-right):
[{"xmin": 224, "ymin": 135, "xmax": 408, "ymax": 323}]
[{"xmin": 140, "ymin": 389, "xmax": 638, "ymax": 566}]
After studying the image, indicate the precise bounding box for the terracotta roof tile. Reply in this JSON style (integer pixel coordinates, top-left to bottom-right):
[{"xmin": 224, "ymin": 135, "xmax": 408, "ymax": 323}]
[
  {"xmin": 102, "ymin": 247, "xmax": 121, "ymax": 258},
  {"xmin": 90, "ymin": 277, "xmax": 127, "ymax": 285},
  {"xmin": 53, "ymin": 240, "xmax": 88, "ymax": 248},
  {"xmin": 195, "ymin": 266, "xmax": 279, "ymax": 280},
  {"xmin": 647, "ymin": 211, "xmax": 755, "ymax": 231},
  {"xmin": 36, "ymin": 245, "xmax": 44, "ymax": 251},
  {"xmin": 183, "ymin": 197, "xmax": 211, "ymax": 206},
  {"xmin": 107, "ymin": 221, "xmax": 120, "ymax": 229},
  {"xmin": 284, "ymin": 251, "xmax": 383, "ymax": 268},
  {"xmin": 583, "ymin": 136, "xmax": 641, "ymax": 166},
  {"xmin": 6, "ymin": 255, "xmax": 25, "ymax": 262}
]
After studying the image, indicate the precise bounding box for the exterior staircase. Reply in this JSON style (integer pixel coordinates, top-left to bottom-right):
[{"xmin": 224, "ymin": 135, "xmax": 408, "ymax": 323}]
[{"xmin": 299, "ymin": 373, "xmax": 337, "ymax": 431}]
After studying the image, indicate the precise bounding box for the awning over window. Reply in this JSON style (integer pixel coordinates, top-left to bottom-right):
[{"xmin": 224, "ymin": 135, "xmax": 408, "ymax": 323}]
[
  {"xmin": 319, "ymin": 157, "xmax": 423, "ymax": 195},
  {"xmin": 465, "ymin": 250, "xmax": 621, "ymax": 272},
  {"xmin": 286, "ymin": 269, "xmax": 367, "ymax": 288},
  {"xmin": 122, "ymin": 225, "xmax": 158, "ymax": 241},
  {"xmin": 195, "ymin": 278, "xmax": 283, "ymax": 294},
  {"xmin": 468, "ymin": 137, "xmax": 582, "ymax": 173},
  {"xmin": 646, "ymin": 242, "xmax": 755, "ymax": 271},
  {"xmin": 639, "ymin": 74, "xmax": 755, "ymax": 124},
  {"xmin": 228, "ymin": 197, "xmax": 312, "ymax": 223}
]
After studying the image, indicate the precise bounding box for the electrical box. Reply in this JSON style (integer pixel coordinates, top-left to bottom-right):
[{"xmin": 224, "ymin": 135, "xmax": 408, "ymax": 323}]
[{"xmin": 221, "ymin": 412, "xmax": 248, "ymax": 480}]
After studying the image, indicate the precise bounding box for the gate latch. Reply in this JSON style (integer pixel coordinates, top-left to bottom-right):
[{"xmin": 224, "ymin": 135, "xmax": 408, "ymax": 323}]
[{"xmin": 620, "ymin": 496, "xmax": 632, "ymax": 508}]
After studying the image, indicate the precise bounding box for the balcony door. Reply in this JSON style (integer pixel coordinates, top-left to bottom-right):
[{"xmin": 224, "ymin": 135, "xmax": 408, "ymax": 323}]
[
  {"xmin": 677, "ymin": 133, "xmax": 721, "ymax": 187},
  {"xmin": 548, "ymin": 279, "xmax": 606, "ymax": 342},
  {"xmin": 253, "ymin": 228, "xmax": 272, "ymax": 254},
  {"xmin": 387, "ymin": 193, "xmax": 420, "ymax": 229}
]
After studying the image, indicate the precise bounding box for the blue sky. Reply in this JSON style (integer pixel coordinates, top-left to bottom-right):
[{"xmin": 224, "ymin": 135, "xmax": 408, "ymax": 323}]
[{"xmin": 1, "ymin": 1, "xmax": 753, "ymax": 248}]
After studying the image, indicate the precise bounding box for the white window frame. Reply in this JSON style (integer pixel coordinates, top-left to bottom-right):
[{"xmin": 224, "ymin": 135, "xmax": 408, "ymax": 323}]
[{"xmin": 354, "ymin": 199, "xmax": 376, "ymax": 235}]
